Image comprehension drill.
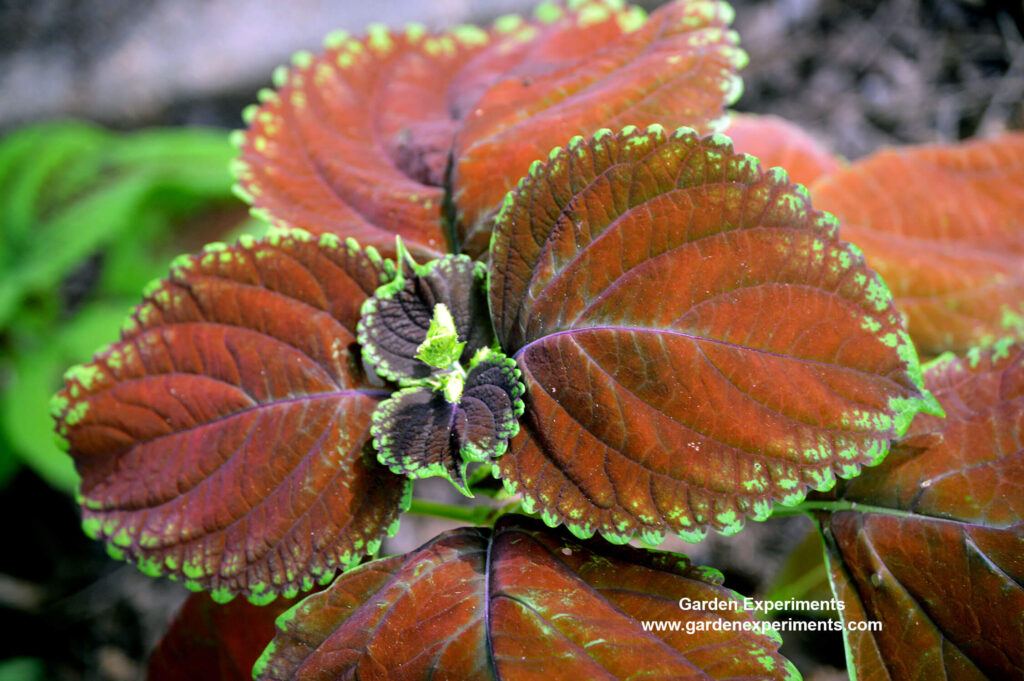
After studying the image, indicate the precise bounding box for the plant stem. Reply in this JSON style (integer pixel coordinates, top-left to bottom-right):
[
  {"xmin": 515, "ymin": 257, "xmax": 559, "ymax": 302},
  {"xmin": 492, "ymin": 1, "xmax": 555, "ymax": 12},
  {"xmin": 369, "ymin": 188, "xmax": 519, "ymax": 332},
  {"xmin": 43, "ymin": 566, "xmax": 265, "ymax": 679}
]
[
  {"xmin": 407, "ymin": 498, "xmax": 493, "ymax": 524},
  {"xmin": 771, "ymin": 499, "xmax": 919, "ymax": 519}
]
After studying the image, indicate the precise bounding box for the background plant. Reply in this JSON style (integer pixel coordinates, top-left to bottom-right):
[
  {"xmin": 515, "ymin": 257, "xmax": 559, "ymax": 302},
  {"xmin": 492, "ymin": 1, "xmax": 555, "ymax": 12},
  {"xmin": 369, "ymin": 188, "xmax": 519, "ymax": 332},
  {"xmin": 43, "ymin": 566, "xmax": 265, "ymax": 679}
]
[
  {"xmin": 0, "ymin": 121, "xmax": 263, "ymax": 492},
  {"xmin": 36, "ymin": 1, "xmax": 1024, "ymax": 679}
]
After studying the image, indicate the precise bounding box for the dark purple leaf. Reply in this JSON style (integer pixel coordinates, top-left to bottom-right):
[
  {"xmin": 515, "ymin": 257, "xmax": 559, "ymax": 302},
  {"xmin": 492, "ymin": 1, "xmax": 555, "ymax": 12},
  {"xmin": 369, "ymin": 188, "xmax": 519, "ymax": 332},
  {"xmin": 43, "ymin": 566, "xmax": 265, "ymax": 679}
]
[
  {"xmin": 371, "ymin": 351, "xmax": 524, "ymax": 494},
  {"xmin": 51, "ymin": 231, "xmax": 411, "ymax": 603},
  {"xmin": 820, "ymin": 341, "xmax": 1024, "ymax": 681},
  {"xmin": 357, "ymin": 252, "xmax": 492, "ymax": 384},
  {"xmin": 489, "ymin": 125, "xmax": 938, "ymax": 544},
  {"xmin": 254, "ymin": 514, "xmax": 799, "ymax": 680}
]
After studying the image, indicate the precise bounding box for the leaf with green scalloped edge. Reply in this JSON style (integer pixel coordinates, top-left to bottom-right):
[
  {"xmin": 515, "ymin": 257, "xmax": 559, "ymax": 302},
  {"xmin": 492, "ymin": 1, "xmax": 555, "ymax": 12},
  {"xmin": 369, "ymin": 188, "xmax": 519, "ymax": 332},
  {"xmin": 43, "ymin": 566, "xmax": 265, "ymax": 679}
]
[
  {"xmin": 52, "ymin": 230, "xmax": 411, "ymax": 604},
  {"xmin": 232, "ymin": 21, "xmax": 495, "ymax": 259},
  {"xmin": 253, "ymin": 514, "xmax": 799, "ymax": 681},
  {"xmin": 818, "ymin": 341, "xmax": 1024, "ymax": 681},
  {"xmin": 147, "ymin": 592, "xmax": 299, "ymax": 681},
  {"xmin": 722, "ymin": 113, "xmax": 842, "ymax": 188},
  {"xmin": 371, "ymin": 351, "xmax": 524, "ymax": 494},
  {"xmin": 811, "ymin": 132, "xmax": 1024, "ymax": 357},
  {"xmin": 453, "ymin": 0, "xmax": 747, "ymax": 256},
  {"xmin": 357, "ymin": 253, "xmax": 493, "ymax": 384},
  {"xmin": 234, "ymin": 1, "xmax": 745, "ymax": 260},
  {"xmin": 488, "ymin": 125, "xmax": 939, "ymax": 546}
]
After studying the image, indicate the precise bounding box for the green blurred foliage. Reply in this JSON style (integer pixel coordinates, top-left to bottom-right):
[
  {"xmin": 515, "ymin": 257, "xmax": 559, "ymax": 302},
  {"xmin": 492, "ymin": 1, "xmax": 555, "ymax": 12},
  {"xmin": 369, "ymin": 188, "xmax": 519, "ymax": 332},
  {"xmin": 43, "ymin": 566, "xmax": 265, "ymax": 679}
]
[
  {"xmin": 0, "ymin": 120, "xmax": 265, "ymax": 493},
  {"xmin": 762, "ymin": 524, "xmax": 838, "ymax": 619},
  {"xmin": 0, "ymin": 657, "xmax": 45, "ymax": 681}
]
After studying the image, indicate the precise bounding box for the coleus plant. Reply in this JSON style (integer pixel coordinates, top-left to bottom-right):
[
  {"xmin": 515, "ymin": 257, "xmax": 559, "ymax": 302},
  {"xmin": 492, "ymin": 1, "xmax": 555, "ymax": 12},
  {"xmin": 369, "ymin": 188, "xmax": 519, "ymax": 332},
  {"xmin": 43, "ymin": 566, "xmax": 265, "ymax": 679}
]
[{"xmin": 49, "ymin": 1, "xmax": 1024, "ymax": 680}]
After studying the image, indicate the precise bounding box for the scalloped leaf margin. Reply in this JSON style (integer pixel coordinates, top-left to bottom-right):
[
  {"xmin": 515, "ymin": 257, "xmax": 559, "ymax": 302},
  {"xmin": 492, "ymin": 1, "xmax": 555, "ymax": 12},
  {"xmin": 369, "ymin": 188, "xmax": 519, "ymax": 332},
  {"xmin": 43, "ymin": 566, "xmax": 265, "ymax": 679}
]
[
  {"xmin": 254, "ymin": 515, "xmax": 800, "ymax": 681},
  {"xmin": 810, "ymin": 132, "xmax": 1024, "ymax": 357},
  {"xmin": 487, "ymin": 125, "xmax": 939, "ymax": 546},
  {"xmin": 231, "ymin": 0, "xmax": 747, "ymax": 259},
  {"xmin": 51, "ymin": 230, "xmax": 411, "ymax": 604}
]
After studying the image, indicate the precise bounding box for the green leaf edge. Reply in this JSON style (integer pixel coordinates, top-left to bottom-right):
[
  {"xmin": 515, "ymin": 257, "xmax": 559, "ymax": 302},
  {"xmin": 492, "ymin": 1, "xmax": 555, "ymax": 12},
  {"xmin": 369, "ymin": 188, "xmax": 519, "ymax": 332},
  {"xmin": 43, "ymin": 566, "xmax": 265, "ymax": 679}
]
[
  {"xmin": 371, "ymin": 386, "xmax": 475, "ymax": 496},
  {"xmin": 810, "ymin": 338, "xmax": 1021, "ymax": 681},
  {"xmin": 251, "ymin": 513, "xmax": 803, "ymax": 681},
  {"xmin": 51, "ymin": 227, "xmax": 407, "ymax": 606},
  {"xmin": 369, "ymin": 349, "xmax": 526, "ymax": 497},
  {"xmin": 486, "ymin": 124, "xmax": 943, "ymax": 548},
  {"xmin": 227, "ymin": 0, "xmax": 713, "ymax": 239},
  {"xmin": 356, "ymin": 250, "xmax": 486, "ymax": 385}
]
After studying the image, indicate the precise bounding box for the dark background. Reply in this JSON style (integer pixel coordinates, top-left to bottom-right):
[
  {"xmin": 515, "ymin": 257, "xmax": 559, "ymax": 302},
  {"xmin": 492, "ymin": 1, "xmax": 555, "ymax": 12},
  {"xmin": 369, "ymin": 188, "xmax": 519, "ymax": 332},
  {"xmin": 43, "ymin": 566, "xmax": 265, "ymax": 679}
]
[{"xmin": 0, "ymin": 1, "xmax": 1020, "ymax": 679}]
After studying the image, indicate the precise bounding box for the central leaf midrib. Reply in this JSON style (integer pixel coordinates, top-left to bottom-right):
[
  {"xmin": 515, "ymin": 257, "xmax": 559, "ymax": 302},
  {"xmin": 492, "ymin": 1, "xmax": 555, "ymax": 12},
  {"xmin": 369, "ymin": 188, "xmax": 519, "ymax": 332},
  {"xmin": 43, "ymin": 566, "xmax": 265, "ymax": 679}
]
[
  {"xmin": 485, "ymin": 527, "xmax": 712, "ymax": 678},
  {"xmin": 91, "ymin": 388, "xmax": 388, "ymax": 512},
  {"xmin": 510, "ymin": 330, "xmax": 883, "ymax": 527},
  {"xmin": 515, "ymin": 324, "xmax": 905, "ymax": 385}
]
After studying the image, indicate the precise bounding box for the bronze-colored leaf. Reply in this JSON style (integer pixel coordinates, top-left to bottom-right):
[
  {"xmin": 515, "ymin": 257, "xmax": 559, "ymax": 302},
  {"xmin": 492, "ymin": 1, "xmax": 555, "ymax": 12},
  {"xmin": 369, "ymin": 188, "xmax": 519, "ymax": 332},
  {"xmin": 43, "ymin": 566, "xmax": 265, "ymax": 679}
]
[
  {"xmin": 488, "ymin": 125, "xmax": 937, "ymax": 544},
  {"xmin": 819, "ymin": 342, "xmax": 1024, "ymax": 681},
  {"xmin": 147, "ymin": 593, "xmax": 298, "ymax": 681},
  {"xmin": 233, "ymin": 26, "xmax": 490, "ymax": 257},
  {"xmin": 722, "ymin": 113, "xmax": 841, "ymax": 187},
  {"xmin": 51, "ymin": 232, "xmax": 410, "ymax": 603},
  {"xmin": 811, "ymin": 132, "xmax": 1024, "ymax": 356},
  {"xmin": 254, "ymin": 515, "xmax": 799, "ymax": 680},
  {"xmin": 454, "ymin": 0, "xmax": 746, "ymax": 256},
  {"xmin": 233, "ymin": 2, "xmax": 746, "ymax": 259}
]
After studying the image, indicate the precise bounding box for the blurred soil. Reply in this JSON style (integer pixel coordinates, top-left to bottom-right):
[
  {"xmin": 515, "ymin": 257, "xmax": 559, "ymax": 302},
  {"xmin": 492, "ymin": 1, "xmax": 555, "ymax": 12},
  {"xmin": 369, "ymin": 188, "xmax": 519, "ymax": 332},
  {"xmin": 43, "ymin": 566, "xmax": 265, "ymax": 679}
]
[{"xmin": 0, "ymin": 0, "xmax": 1020, "ymax": 679}]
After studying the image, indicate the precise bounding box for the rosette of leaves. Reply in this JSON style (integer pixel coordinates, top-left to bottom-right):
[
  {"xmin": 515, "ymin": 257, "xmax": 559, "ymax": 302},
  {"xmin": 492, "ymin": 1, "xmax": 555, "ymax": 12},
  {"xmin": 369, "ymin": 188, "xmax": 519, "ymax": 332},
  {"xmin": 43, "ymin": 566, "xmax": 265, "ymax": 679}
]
[
  {"xmin": 51, "ymin": 121, "xmax": 939, "ymax": 604},
  {"xmin": 358, "ymin": 243, "xmax": 526, "ymax": 495},
  {"xmin": 53, "ymin": 2, "xmax": 1020, "ymax": 679}
]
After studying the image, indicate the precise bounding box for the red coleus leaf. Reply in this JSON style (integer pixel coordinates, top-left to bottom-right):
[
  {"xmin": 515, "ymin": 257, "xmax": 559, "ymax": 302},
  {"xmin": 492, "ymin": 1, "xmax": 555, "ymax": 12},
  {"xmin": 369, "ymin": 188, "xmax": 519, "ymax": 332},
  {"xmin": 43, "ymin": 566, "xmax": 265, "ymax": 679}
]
[
  {"xmin": 51, "ymin": 231, "xmax": 411, "ymax": 603},
  {"xmin": 233, "ymin": 25, "xmax": 486, "ymax": 258},
  {"xmin": 253, "ymin": 514, "xmax": 799, "ymax": 681},
  {"xmin": 235, "ymin": 1, "xmax": 745, "ymax": 260},
  {"xmin": 454, "ymin": 0, "xmax": 746, "ymax": 256},
  {"xmin": 489, "ymin": 125, "xmax": 938, "ymax": 543},
  {"xmin": 810, "ymin": 132, "xmax": 1024, "ymax": 357},
  {"xmin": 147, "ymin": 593, "xmax": 298, "ymax": 681},
  {"xmin": 819, "ymin": 342, "xmax": 1024, "ymax": 681},
  {"xmin": 722, "ymin": 113, "xmax": 841, "ymax": 187}
]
